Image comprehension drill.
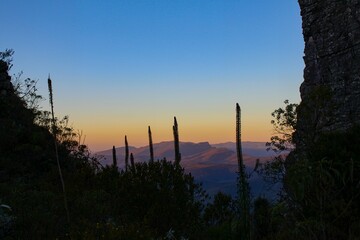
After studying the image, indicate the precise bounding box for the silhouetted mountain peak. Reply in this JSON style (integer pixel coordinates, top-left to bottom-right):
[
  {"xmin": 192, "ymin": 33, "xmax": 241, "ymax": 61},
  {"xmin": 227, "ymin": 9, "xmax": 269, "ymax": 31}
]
[{"xmin": 96, "ymin": 141, "xmax": 271, "ymax": 169}]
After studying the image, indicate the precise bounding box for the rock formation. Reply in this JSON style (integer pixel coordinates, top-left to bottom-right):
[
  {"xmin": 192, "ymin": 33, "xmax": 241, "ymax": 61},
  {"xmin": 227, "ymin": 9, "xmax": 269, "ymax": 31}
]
[{"xmin": 295, "ymin": 0, "xmax": 360, "ymax": 148}]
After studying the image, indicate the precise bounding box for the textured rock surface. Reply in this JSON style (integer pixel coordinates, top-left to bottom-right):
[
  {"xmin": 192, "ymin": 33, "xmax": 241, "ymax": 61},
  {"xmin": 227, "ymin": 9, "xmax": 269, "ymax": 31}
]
[{"xmin": 295, "ymin": 0, "xmax": 360, "ymax": 147}]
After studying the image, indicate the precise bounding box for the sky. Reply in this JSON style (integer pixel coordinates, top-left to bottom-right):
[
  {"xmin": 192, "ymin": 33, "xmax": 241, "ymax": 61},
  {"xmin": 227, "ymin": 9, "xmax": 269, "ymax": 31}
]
[{"xmin": 1, "ymin": 0, "xmax": 304, "ymax": 152}]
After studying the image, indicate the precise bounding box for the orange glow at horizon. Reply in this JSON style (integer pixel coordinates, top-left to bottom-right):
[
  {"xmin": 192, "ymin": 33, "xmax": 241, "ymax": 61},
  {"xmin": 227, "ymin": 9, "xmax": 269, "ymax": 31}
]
[{"xmin": 80, "ymin": 113, "xmax": 274, "ymax": 152}]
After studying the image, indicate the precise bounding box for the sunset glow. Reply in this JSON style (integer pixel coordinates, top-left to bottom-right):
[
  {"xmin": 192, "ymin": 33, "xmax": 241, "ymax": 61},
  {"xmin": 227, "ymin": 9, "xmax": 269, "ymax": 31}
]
[{"xmin": 1, "ymin": 0, "xmax": 303, "ymax": 152}]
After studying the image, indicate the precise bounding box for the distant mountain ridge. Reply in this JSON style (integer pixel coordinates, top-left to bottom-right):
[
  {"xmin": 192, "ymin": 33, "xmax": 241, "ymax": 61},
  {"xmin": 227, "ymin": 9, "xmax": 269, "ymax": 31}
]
[
  {"xmin": 212, "ymin": 141, "xmax": 275, "ymax": 157},
  {"xmin": 96, "ymin": 141, "xmax": 277, "ymax": 198},
  {"xmin": 97, "ymin": 141, "xmax": 274, "ymax": 167}
]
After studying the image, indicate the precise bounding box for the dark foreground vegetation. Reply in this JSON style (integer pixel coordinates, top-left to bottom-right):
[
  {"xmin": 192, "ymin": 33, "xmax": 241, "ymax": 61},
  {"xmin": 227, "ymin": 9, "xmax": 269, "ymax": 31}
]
[
  {"xmin": 0, "ymin": 51, "xmax": 240, "ymax": 239},
  {"xmin": 1, "ymin": 50, "xmax": 360, "ymax": 239}
]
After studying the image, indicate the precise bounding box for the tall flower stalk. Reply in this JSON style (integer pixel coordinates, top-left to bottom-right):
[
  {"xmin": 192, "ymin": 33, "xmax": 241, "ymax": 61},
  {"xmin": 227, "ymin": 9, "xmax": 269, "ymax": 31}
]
[
  {"xmin": 148, "ymin": 126, "xmax": 154, "ymax": 162},
  {"xmin": 236, "ymin": 103, "xmax": 251, "ymax": 240},
  {"xmin": 48, "ymin": 76, "xmax": 70, "ymax": 226},
  {"xmin": 125, "ymin": 135, "xmax": 129, "ymax": 171},
  {"xmin": 173, "ymin": 117, "xmax": 181, "ymax": 165},
  {"xmin": 112, "ymin": 146, "xmax": 117, "ymax": 168}
]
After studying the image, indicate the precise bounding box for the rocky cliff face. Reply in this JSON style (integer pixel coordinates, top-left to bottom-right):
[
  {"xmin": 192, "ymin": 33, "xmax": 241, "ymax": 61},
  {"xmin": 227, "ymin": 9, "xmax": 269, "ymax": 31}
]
[{"xmin": 295, "ymin": 0, "xmax": 360, "ymax": 148}]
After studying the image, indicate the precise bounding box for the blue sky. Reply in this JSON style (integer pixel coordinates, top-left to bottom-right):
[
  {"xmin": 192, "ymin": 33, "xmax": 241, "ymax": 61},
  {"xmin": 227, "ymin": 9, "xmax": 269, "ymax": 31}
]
[{"xmin": 1, "ymin": 0, "xmax": 304, "ymax": 151}]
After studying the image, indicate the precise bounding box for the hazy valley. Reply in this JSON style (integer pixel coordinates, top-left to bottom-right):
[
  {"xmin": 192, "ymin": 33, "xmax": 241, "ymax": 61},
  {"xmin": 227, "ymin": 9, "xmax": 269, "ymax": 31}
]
[{"xmin": 97, "ymin": 141, "xmax": 279, "ymax": 198}]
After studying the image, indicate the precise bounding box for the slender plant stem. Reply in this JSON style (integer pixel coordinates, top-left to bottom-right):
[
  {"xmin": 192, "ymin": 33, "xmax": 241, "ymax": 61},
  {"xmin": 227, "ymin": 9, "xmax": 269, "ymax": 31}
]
[
  {"xmin": 148, "ymin": 126, "xmax": 154, "ymax": 162},
  {"xmin": 112, "ymin": 145, "xmax": 117, "ymax": 168},
  {"xmin": 173, "ymin": 117, "xmax": 181, "ymax": 165},
  {"xmin": 125, "ymin": 135, "xmax": 129, "ymax": 171},
  {"xmin": 236, "ymin": 103, "xmax": 251, "ymax": 240},
  {"xmin": 48, "ymin": 76, "xmax": 71, "ymax": 228}
]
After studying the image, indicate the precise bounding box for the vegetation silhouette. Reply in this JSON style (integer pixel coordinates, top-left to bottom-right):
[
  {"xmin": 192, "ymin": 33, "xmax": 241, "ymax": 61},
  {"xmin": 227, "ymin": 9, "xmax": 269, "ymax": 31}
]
[
  {"xmin": 236, "ymin": 103, "xmax": 251, "ymax": 240},
  {"xmin": 124, "ymin": 135, "xmax": 129, "ymax": 171},
  {"xmin": 48, "ymin": 75, "xmax": 71, "ymax": 229},
  {"xmin": 1, "ymin": 53, "xmax": 211, "ymax": 239},
  {"xmin": 256, "ymin": 100, "xmax": 360, "ymax": 240},
  {"xmin": 148, "ymin": 126, "xmax": 154, "ymax": 162},
  {"xmin": 2, "ymin": 44, "xmax": 360, "ymax": 240},
  {"xmin": 173, "ymin": 116, "xmax": 181, "ymax": 165}
]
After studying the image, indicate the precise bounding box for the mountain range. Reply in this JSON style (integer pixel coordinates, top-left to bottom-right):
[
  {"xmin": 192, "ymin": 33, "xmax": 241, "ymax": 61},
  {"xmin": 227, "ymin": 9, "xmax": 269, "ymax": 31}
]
[{"xmin": 96, "ymin": 141, "xmax": 280, "ymax": 199}]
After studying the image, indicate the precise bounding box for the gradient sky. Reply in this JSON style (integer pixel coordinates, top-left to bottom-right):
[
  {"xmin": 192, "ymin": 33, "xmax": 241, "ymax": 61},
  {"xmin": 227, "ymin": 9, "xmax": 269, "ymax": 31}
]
[{"xmin": 1, "ymin": 0, "xmax": 304, "ymax": 151}]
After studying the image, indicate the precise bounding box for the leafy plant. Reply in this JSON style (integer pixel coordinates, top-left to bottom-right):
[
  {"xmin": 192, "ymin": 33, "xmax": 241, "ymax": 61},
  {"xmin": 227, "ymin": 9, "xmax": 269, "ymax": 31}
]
[{"xmin": 266, "ymin": 100, "xmax": 298, "ymax": 154}]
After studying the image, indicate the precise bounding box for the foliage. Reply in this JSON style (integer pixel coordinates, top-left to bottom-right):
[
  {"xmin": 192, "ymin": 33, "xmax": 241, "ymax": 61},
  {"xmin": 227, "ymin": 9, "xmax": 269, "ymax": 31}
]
[
  {"xmin": 256, "ymin": 155, "xmax": 286, "ymax": 185},
  {"xmin": 0, "ymin": 49, "xmax": 14, "ymax": 69},
  {"xmin": 203, "ymin": 192, "xmax": 238, "ymax": 240},
  {"xmin": 258, "ymin": 100, "xmax": 297, "ymax": 187},
  {"xmin": 282, "ymin": 127, "xmax": 360, "ymax": 240},
  {"xmin": 0, "ymin": 54, "xmax": 207, "ymax": 239},
  {"xmin": 204, "ymin": 192, "xmax": 236, "ymax": 226},
  {"xmin": 252, "ymin": 197, "xmax": 271, "ymax": 240},
  {"xmin": 257, "ymin": 99, "xmax": 360, "ymax": 240},
  {"xmin": 5, "ymin": 49, "xmax": 360, "ymax": 240},
  {"xmin": 98, "ymin": 159, "xmax": 207, "ymax": 239},
  {"xmin": 12, "ymin": 73, "xmax": 43, "ymax": 111},
  {"xmin": 257, "ymin": 101, "xmax": 360, "ymax": 239},
  {"xmin": 266, "ymin": 100, "xmax": 298, "ymax": 154}
]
